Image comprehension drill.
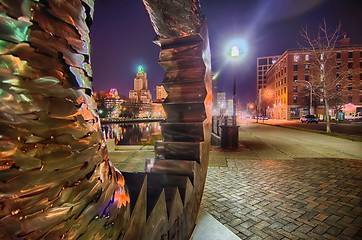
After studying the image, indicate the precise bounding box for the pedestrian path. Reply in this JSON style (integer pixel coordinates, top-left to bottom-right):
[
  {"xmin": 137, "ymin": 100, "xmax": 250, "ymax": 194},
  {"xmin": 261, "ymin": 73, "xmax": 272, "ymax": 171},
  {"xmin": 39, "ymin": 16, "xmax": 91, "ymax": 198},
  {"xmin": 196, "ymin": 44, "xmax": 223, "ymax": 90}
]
[
  {"xmin": 202, "ymin": 151, "xmax": 362, "ymax": 239},
  {"xmin": 109, "ymin": 141, "xmax": 362, "ymax": 239}
]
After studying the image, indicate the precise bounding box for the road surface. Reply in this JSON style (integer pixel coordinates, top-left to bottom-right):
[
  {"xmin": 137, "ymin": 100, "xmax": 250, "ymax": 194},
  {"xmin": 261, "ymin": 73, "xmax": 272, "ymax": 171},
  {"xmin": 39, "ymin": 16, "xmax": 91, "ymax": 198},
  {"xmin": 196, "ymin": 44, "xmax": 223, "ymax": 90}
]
[{"xmin": 236, "ymin": 122, "xmax": 362, "ymax": 160}]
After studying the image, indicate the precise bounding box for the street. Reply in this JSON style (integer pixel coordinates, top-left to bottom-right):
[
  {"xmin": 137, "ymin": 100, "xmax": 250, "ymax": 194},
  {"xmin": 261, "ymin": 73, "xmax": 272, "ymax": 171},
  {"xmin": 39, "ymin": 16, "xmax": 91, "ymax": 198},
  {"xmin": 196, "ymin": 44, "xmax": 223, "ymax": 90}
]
[
  {"xmin": 202, "ymin": 123, "xmax": 362, "ymax": 239},
  {"xmin": 237, "ymin": 122, "xmax": 362, "ymax": 160},
  {"xmin": 256, "ymin": 119, "xmax": 362, "ymax": 141}
]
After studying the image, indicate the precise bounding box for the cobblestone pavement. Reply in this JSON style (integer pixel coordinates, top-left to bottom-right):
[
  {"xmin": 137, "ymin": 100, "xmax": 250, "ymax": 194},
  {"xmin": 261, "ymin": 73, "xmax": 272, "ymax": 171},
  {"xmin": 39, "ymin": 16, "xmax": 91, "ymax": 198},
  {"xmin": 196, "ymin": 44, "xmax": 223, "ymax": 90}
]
[{"xmin": 201, "ymin": 158, "xmax": 362, "ymax": 239}]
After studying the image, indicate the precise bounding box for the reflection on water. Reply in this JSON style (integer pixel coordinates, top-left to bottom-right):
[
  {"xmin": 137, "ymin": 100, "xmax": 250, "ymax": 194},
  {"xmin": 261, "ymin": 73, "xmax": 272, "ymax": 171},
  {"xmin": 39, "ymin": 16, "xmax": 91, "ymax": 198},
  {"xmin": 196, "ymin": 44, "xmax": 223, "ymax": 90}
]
[{"xmin": 101, "ymin": 122, "xmax": 162, "ymax": 145}]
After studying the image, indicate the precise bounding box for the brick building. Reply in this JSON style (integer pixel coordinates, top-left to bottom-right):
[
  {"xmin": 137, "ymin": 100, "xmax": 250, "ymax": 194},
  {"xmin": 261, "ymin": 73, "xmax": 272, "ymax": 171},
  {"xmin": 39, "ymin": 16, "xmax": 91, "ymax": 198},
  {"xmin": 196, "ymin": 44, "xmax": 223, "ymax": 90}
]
[{"xmin": 262, "ymin": 40, "xmax": 362, "ymax": 120}]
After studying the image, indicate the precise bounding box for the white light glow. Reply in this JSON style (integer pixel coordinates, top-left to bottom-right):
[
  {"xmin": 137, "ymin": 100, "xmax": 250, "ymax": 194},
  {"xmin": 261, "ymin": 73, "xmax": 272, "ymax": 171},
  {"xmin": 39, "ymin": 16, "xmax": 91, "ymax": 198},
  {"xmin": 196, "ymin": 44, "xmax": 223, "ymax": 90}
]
[{"xmin": 231, "ymin": 46, "xmax": 240, "ymax": 57}]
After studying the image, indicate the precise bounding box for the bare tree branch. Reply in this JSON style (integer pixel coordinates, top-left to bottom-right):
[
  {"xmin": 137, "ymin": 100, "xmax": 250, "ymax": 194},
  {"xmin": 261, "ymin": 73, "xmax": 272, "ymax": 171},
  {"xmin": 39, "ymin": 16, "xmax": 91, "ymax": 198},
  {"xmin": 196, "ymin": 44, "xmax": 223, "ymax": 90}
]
[{"xmin": 300, "ymin": 20, "xmax": 346, "ymax": 133}]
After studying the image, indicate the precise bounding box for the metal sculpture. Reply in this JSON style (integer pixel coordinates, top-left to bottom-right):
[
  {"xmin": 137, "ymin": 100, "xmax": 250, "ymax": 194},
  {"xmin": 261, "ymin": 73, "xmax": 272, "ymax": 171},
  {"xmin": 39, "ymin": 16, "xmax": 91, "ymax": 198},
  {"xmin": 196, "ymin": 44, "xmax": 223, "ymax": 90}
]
[{"xmin": 0, "ymin": 0, "xmax": 211, "ymax": 239}]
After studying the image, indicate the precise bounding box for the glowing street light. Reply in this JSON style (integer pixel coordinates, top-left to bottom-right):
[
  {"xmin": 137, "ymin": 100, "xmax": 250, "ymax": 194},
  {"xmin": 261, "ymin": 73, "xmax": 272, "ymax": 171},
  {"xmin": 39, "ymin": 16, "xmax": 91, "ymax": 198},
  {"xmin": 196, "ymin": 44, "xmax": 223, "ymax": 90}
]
[{"xmin": 231, "ymin": 46, "xmax": 240, "ymax": 58}]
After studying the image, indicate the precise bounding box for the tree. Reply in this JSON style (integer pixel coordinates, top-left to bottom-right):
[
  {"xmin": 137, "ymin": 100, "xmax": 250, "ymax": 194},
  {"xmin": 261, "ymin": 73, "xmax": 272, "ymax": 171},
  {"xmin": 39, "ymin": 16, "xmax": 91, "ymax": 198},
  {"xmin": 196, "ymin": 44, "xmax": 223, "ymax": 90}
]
[{"xmin": 300, "ymin": 19, "xmax": 348, "ymax": 133}]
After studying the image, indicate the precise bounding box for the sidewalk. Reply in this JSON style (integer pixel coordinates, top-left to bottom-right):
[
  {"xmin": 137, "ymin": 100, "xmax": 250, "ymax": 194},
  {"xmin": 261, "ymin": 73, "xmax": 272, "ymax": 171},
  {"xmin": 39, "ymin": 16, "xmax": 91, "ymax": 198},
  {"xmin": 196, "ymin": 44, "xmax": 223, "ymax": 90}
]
[
  {"xmin": 109, "ymin": 146, "xmax": 362, "ymax": 239},
  {"xmin": 202, "ymin": 154, "xmax": 362, "ymax": 239}
]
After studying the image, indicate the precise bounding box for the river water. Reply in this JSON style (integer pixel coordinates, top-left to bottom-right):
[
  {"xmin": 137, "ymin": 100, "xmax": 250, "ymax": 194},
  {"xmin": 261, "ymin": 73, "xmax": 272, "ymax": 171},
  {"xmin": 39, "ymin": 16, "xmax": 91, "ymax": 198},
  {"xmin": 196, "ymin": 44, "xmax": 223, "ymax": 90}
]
[{"xmin": 101, "ymin": 122, "xmax": 162, "ymax": 145}]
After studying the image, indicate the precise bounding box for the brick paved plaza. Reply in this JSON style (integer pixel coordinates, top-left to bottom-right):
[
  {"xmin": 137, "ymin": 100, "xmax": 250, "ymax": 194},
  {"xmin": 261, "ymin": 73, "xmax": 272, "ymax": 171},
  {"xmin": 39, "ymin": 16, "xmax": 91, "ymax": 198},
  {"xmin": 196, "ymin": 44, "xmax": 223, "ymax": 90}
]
[
  {"xmin": 202, "ymin": 156, "xmax": 362, "ymax": 239},
  {"xmin": 110, "ymin": 123, "xmax": 362, "ymax": 239}
]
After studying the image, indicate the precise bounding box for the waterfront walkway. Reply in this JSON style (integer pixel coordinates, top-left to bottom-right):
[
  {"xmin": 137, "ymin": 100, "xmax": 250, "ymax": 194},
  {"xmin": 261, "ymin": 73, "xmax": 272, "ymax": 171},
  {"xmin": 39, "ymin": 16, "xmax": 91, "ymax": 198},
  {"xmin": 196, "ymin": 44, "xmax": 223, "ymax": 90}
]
[{"xmin": 109, "ymin": 122, "xmax": 362, "ymax": 239}]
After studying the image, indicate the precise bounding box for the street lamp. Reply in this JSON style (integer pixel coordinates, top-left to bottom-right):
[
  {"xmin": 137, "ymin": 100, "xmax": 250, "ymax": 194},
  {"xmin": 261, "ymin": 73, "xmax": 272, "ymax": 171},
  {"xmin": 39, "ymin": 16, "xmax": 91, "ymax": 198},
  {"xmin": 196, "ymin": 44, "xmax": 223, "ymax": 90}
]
[{"xmin": 296, "ymin": 80, "xmax": 313, "ymax": 115}]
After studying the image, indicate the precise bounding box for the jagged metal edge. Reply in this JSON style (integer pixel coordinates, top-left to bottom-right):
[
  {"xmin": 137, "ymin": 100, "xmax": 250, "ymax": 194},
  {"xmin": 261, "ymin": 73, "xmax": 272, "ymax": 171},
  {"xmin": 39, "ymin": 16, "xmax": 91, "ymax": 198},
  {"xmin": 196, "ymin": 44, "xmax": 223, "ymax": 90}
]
[{"xmin": 0, "ymin": 1, "xmax": 130, "ymax": 239}]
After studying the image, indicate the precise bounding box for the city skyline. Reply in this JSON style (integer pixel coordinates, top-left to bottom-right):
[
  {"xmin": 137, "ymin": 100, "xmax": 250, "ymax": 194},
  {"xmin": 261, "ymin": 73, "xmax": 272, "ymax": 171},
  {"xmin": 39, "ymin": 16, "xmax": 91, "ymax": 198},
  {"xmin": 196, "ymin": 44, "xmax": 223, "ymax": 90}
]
[{"xmin": 90, "ymin": 0, "xmax": 362, "ymax": 105}]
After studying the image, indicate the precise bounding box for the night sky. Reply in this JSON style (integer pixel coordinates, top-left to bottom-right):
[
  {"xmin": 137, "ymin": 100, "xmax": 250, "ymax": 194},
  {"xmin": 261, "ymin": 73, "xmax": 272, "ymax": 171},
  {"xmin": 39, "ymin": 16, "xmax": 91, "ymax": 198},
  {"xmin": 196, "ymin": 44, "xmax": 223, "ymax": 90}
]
[{"xmin": 90, "ymin": 0, "xmax": 362, "ymax": 106}]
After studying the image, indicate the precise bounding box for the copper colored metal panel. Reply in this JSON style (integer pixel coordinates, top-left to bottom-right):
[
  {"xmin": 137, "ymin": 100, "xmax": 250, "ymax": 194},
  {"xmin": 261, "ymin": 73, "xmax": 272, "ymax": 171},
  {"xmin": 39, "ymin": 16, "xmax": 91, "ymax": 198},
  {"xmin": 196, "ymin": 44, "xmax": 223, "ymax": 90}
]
[
  {"xmin": 0, "ymin": 0, "xmax": 211, "ymax": 239},
  {"xmin": 0, "ymin": 1, "xmax": 130, "ymax": 239}
]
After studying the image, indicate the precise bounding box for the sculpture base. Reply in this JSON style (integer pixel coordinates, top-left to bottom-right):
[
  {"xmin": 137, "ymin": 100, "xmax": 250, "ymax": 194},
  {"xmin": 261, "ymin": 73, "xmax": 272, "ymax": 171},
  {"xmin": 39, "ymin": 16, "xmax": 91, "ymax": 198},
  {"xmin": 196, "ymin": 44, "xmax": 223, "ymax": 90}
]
[{"xmin": 191, "ymin": 209, "xmax": 240, "ymax": 240}]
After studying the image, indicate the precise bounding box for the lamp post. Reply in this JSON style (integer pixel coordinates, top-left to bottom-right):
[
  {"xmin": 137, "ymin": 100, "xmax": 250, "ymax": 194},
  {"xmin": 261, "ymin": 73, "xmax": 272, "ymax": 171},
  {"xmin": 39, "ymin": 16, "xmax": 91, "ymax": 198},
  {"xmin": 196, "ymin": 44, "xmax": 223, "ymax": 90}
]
[
  {"xmin": 221, "ymin": 45, "xmax": 240, "ymax": 149},
  {"xmin": 296, "ymin": 80, "xmax": 313, "ymax": 115},
  {"xmin": 231, "ymin": 46, "xmax": 239, "ymax": 125}
]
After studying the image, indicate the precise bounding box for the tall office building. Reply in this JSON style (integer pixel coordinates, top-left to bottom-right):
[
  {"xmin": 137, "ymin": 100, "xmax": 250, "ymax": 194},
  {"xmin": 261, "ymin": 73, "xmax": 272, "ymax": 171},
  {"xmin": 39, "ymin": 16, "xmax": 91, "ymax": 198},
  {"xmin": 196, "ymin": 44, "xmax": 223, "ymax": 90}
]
[
  {"xmin": 129, "ymin": 66, "xmax": 152, "ymax": 103},
  {"xmin": 256, "ymin": 55, "xmax": 281, "ymax": 93}
]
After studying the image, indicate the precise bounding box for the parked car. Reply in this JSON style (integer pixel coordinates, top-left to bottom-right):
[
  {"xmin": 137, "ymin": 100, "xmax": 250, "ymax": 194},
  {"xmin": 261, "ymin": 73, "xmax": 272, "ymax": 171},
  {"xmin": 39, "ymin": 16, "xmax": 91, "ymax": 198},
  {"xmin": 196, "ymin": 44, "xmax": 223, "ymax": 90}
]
[
  {"xmin": 300, "ymin": 115, "xmax": 318, "ymax": 124},
  {"xmin": 254, "ymin": 115, "xmax": 268, "ymax": 120}
]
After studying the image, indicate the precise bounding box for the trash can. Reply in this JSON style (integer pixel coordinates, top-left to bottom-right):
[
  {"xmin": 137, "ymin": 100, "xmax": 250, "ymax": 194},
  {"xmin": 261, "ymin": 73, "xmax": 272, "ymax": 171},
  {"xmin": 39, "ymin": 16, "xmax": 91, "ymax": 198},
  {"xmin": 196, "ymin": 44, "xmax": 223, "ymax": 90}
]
[{"xmin": 220, "ymin": 125, "xmax": 239, "ymax": 149}]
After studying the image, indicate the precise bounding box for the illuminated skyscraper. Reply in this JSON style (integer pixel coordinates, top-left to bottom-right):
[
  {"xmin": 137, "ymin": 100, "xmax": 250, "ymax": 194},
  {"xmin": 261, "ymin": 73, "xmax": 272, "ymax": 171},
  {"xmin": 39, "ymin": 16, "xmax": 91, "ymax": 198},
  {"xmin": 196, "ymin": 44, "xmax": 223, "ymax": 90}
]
[{"xmin": 129, "ymin": 65, "xmax": 152, "ymax": 103}]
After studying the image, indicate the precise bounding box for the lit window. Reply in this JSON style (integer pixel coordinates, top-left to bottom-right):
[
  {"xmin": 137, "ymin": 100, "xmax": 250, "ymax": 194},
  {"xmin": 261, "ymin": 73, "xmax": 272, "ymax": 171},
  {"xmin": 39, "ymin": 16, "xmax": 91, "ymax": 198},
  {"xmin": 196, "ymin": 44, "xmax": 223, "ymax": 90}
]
[
  {"xmin": 293, "ymin": 86, "xmax": 298, "ymax": 92},
  {"xmin": 320, "ymin": 53, "xmax": 324, "ymax": 60},
  {"xmin": 294, "ymin": 54, "xmax": 300, "ymax": 62},
  {"xmin": 305, "ymin": 54, "xmax": 310, "ymax": 61},
  {"xmin": 305, "ymin": 64, "xmax": 310, "ymax": 71},
  {"xmin": 293, "ymin": 96, "xmax": 297, "ymax": 104}
]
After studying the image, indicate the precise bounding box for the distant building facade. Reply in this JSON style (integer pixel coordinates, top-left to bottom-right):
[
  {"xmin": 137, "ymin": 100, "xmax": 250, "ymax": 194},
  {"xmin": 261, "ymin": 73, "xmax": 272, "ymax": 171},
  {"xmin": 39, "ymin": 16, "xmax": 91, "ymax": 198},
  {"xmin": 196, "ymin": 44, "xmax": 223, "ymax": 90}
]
[
  {"xmin": 216, "ymin": 92, "xmax": 226, "ymax": 115},
  {"xmin": 263, "ymin": 40, "xmax": 362, "ymax": 120},
  {"xmin": 226, "ymin": 99, "xmax": 234, "ymax": 116},
  {"xmin": 129, "ymin": 66, "xmax": 152, "ymax": 103},
  {"xmin": 155, "ymin": 85, "xmax": 168, "ymax": 101},
  {"xmin": 94, "ymin": 88, "xmax": 123, "ymax": 118},
  {"xmin": 256, "ymin": 55, "xmax": 281, "ymax": 93}
]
